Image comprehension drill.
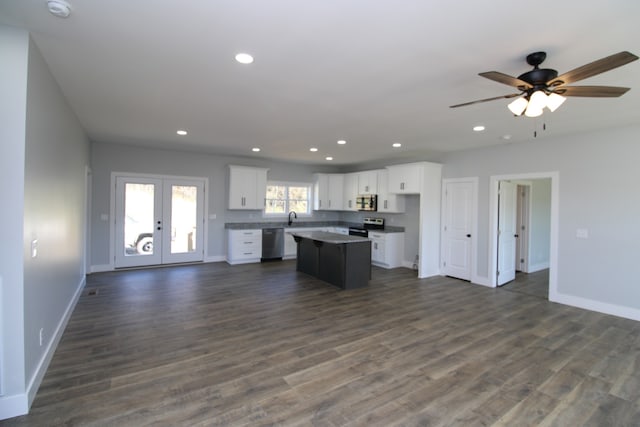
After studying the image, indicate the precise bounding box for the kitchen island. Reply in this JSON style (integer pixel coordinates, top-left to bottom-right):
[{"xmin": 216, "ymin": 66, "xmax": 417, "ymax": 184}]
[{"xmin": 288, "ymin": 231, "xmax": 371, "ymax": 290}]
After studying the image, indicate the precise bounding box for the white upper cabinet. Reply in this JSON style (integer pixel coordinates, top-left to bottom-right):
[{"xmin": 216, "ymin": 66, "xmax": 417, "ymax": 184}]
[
  {"xmin": 343, "ymin": 172, "xmax": 359, "ymax": 211},
  {"xmin": 386, "ymin": 163, "xmax": 423, "ymax": 194},
  {"xmin": 228, "ymin": 165, "xmax": 268, "ymax": 209},
  {"xmin": 314, "ymin": 173, "xmax": 344, "ymax": 211},
  {"xmin": 377, "ymin": 169, "xmax": 405, "ymax": 213},
  {"xmin": 357, "ymin": 170, "xmax": 379, "ymax": 195}
]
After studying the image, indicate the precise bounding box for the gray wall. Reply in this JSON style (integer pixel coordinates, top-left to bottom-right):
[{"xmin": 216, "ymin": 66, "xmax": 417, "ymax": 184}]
[
  {"xmin": 23, "ymin": 37, "xmax": 90, "ymax": 383},
  {"xmin": 89, "ymin": 142, "xmax": 342, "ymax": 267},
  {"xmin": 529, "ymin": 179, "xmax": 551, "ymax": 270},
  {"xmin": 439, "ymin": 125, "xmax": 640, "ymax": 314},
  {"xmin": 0, "ymin": 27, "xmax": 90, "ymax": 418},
  {"xmin": 0, "ymin": 25, "xmax": 28, "ymax": 406}
]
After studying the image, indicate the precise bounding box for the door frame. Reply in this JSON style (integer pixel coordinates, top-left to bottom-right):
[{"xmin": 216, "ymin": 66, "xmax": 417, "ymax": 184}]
[
  {"xmin": 440, "ymin": 177, "xmax": 478, "ymax": 282},
  {"xmin": 109, "ymin": 172, "xmax": 209, "ymax": 270},
  {"xmin": 515, "ymin": 183, "xmax": 531, "ymax": 273},
  {"xmin": 488, "ymin": 172, "xmax": 559, "ymax": 301}
]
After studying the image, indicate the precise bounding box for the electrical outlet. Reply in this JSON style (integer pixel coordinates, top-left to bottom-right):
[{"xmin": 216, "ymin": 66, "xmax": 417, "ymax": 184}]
[{"xmin": 39, "ymin": 328, "xmax": 43, "ymax": 346}]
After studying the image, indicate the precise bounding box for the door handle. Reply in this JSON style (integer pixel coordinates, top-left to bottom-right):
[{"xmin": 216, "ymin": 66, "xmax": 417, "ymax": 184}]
[
  {"xmin": 466, "ymin": 234, "xmax": 471, "ymax": 238},
  {"xmin": 514, "ymin": 234, "xmax": 519, "ymax": 238}
]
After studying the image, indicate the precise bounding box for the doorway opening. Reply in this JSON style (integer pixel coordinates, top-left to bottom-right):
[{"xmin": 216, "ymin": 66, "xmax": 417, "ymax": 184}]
[{"xmin": 489, "ymin": 172, "xmax": 558, "ymax": 301}]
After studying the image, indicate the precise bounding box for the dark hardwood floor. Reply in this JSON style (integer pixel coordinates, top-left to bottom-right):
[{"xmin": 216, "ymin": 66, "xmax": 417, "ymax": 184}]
[
  {"xmin": 500, "ymin": 269, "xmax": 549, "ymax": 300},
  {"xmin": 4, "ymin": 261, "xmax": 640, "ymax": 426}
]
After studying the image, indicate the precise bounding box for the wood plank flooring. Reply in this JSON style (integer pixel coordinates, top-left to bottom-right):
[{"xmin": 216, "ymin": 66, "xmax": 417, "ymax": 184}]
[{"xmin": 4, "ymin": 261, "xmax": 640, "ymax": 426}]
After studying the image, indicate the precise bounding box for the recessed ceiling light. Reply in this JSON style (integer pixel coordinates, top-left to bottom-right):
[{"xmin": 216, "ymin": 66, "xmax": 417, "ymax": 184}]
[
  {"xmin": 325, "ymin": 156, "xmax": 333, "ymax": 161},
  {"xmin": 235, "ymin": 53, "xmax": 254, "ymax": 64},
  {"xmin": 337, "ymin": 140, "xmax": 346, "ymax": 145},
  {"xmin": 176, "ymin": 130, "xmax": 187, "ymax": 136},
  {"xmin": 47, "ymin": 0, "xmax": 71, "ymax": 18},
  {"xmin": 310, "ymin": 147, "xmax": 318, "ymax": 152},
  {"xmin": 473, "ymin": 125, "xmax": 486, "ymax": 132},
  {"xmin": 252, "ymin": 147, "xmax": 260, "ymax": 152},
  {"xmin": 502, "ymin": 134, "xmax": 512, "ymax": 140},
  {"xmin": 392, "ymin": 142, "xmax": 402, "ymax": 148}
]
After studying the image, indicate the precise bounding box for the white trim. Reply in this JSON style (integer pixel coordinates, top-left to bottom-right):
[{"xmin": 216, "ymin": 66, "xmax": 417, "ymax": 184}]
[
  {"xmin": 552, "ymin": 292, "xmax": 640, "ymax": 322},
  {"xmin": 527, "ymin": 262, "xmax": 549, "ymax": 273},
  {"xmin": 90, "ymin": 264, "xmax": 112, "ymax": 273},
  {"xmin": 489, "ymin": 172, "xmax": 559, "ymax": 299},
  {"xmin": 204, "ymin": 255, "xmax": 226, "ymax": 263},
  {"xmin": 471, "ymin": 276, "xmax": 492, "ymax": 287},
  {"xmin": 0, "ymin": 393, "xmax": 29, "ymax": 420}
]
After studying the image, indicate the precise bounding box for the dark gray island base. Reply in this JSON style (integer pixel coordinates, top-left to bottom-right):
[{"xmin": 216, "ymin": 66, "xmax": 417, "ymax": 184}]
[{"xmin": 289, "ymin": 231, "xmax": 372, "ymax": 290}]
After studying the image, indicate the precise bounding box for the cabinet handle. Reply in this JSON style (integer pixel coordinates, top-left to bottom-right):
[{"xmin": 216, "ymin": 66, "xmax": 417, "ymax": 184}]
[
  {"xmin": 400, "ymin": 182, "xmax": 405, "ymax": 190},
  {"xmin": 384, "ymin": 200, "xmax": 388, "ymax": 209}
]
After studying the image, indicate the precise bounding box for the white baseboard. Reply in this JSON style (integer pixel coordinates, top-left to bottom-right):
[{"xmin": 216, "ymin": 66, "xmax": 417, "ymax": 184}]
[
  {"xmin": 26, "ymin": 275, "xmax": 86, "ymax": 406},
  {"xmin": 0, "ymin": 393, "xmax": 29, "ymax": 421},
  {"xmin": 527, "ymin": 262, "xmax": 550, "ymax": 273},
  {"xmin": 471, "ymin": 275, "xmax": 493, "ymax": 287},
  {"xmin": 551, "ymin": 291, "xmax": 640, "ymax": 322},
  {"xmin": 204, "ymin": 255, "xmax": 226, "ymax": 263},
  {"xmin": 90, "ymin": 264, "xmax": 112, "ymax": 273}
]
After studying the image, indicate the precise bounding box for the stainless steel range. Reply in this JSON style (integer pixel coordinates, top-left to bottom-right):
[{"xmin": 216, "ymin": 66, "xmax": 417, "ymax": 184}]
[{"xmin": 348, "ymin": 217, "xmax": 385, "ymax": 237}]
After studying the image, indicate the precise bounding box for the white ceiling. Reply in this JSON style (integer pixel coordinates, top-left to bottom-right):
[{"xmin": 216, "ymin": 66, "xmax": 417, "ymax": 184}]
[{"xmin": 2, "ymin": 0, "xmax": 639, "ymax": 165}]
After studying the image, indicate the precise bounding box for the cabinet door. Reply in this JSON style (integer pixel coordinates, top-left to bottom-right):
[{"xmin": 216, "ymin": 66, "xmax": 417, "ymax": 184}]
[
  {"xmin": 343, "ymin": 173, "xmax": 359, "ymax": 211},
  {"xmin": 357, "ymin": 170, "xmax": 379, "ymax": 195},
  {"xmin": 371, "ymin": 236, "xmax": 385, "ymax": 264},
  {"xmin": 387, "ymin": 164, "xmax": 422, "ymax": 194},
  {"xmin": 377, "ymin": 169, "xmax": 405, "ymax": 213},
  {"xmin": 328, "ymin": 174, "xmax": 344, "ymax": 210},
  {"xmin": 229, "ymin": 166, "xmax": 268, "ymax": 209},
  {"xmin": 314, "ymin": 174, "xmax": 329, "ymax": 210}
]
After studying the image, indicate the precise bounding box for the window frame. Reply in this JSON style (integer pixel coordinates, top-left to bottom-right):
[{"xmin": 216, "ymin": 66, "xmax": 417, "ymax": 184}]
[{"xmin": 263, "ymin": 181, "xmax": 313, "ymax": 217}]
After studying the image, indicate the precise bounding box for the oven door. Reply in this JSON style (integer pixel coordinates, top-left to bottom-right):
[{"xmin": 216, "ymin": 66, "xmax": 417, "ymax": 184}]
[{"xmin": 348, "ymin": 227, "xmax": 368, "ymax": 237}]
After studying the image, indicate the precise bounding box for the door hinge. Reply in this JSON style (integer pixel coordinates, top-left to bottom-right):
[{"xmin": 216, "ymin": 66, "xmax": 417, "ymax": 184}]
[
  {"xmin": 443, "ymin": 261, "xmax": 446, "ymax": 267},
  {"xmin": 497, "ymin": 270, "xmax": 500, "ymax": 276}
]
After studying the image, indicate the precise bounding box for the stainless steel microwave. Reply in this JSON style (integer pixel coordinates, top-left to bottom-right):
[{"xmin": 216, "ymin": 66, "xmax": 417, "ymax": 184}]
[{"xmin": 356, "ymin": 194, "xmax": 377, "ymax": 211}]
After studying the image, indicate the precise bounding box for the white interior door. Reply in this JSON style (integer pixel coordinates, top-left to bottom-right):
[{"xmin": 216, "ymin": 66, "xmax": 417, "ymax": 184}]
[
  {"xmin": 497, "ymin": 181, "xmax": 517, "ymax": 286},
  {"xmin": 115, "ymin": 175, "xmax": 205, "ymax": 268},
  {"xmin": 442, "ymin": 181, "xmax": 473, "ymax": 280}
]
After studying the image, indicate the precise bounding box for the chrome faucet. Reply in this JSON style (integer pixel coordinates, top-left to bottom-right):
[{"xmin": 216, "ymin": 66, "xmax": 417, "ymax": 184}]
[{"xmin": 288, "ymin": 210, "xmax": 297, "ymax": 226}]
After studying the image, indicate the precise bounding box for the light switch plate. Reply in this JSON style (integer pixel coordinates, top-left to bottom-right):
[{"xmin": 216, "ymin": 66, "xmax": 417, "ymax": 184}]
[{"xmin": 576, "ymin": 228, "xmax": 589, "ymax": 239}]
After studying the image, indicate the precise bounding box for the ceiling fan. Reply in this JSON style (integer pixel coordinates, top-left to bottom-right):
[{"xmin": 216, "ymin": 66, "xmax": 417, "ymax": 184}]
[{"xmin": 450, "ymin": 51, "xmax": 639, "ymax": 117}]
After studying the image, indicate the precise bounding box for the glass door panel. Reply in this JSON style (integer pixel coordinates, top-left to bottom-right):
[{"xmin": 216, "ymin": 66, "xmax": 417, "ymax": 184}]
[
  {"xmin": 124, "ymin": 183, "xmax": 156, "ymax": 256},
  {"xmin": 162, "ymin": 179, "xmax": 205, "ymax": 264},
  {"xmin": 115, "ymin": 177, "xmax": 163, "ymax": 268},
  {"xmin": 170, "ymin": 185, "xmax": 197, "ymax": 254}
]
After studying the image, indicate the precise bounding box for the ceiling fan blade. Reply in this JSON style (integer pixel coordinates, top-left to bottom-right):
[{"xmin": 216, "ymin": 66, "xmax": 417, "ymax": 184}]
[
  {"xmin": 553, "ymin": 85, "xmax": 631, "ymax": 97},
  {"xmin": 548, "ymin": 51, "xmax": 639, "ymax": 86},
  {"xmin": 479, "ymin": 72, "xmax": 533, "ymax": 90},
  {"xmin": 450, "ymin": 93, "xmax": 521, "ymax": 108}
]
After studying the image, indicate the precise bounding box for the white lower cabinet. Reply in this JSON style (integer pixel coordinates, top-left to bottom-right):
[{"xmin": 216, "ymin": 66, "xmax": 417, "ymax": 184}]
[
  {"xmin": 369, "ymin": 232, "xmax": 405, "ymax": 269},
  {"xmin": 227, "ymin": 229, "xmax": 262, "ymax": 264}
]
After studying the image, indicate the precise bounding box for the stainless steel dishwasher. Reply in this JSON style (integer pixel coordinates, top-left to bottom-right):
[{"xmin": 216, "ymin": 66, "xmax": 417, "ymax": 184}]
[{"xmin": 261, "ymin": 228, "xmax": 284, "ymax": 261}]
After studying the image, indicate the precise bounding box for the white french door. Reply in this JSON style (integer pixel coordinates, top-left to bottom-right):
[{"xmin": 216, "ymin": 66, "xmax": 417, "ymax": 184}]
[
  {"xmin": 497, "ymin": 181, "xmax": 517, "ymax": 286},
  {"xmin": 114, "ymin": 175, "xmax": 205, "ymax": 268}
]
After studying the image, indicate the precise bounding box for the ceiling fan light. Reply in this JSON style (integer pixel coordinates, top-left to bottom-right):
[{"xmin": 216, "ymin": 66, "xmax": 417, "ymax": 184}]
[
  {"xmin": 528, "ymin": 90, "xmax": 548, "ymax": 111},
  {"xmin": 508, "ymin": 97, "xmax": 528, "ymax": 116},
  {"xmin": 524, "ymin": 105, "xmax": 544, "ymax": 117},
  {"xmin": 546, "ymin": 92, "xmax": 566, "ymax": 112}
]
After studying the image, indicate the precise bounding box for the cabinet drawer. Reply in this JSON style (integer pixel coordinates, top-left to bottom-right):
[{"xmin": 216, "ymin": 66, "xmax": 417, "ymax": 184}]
[{"xmin": 232, "ymin": 229, "xmax": 261, "ymax": 238}]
